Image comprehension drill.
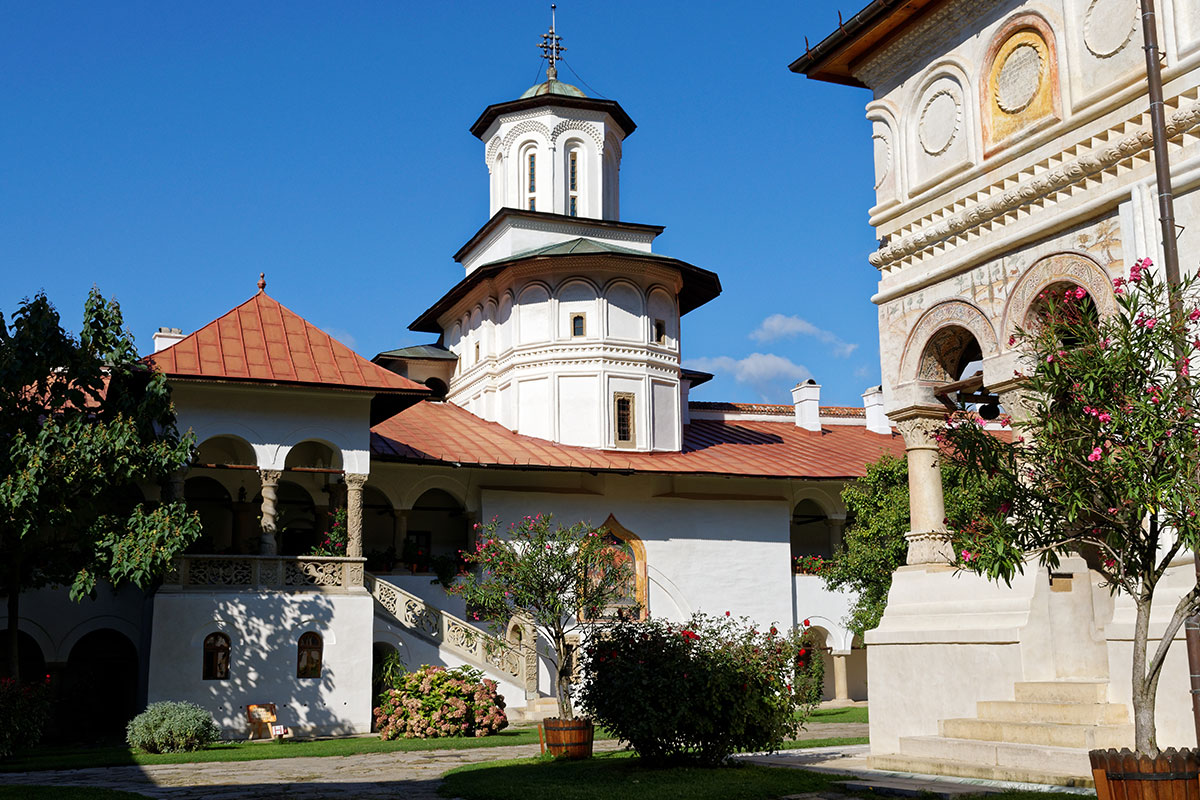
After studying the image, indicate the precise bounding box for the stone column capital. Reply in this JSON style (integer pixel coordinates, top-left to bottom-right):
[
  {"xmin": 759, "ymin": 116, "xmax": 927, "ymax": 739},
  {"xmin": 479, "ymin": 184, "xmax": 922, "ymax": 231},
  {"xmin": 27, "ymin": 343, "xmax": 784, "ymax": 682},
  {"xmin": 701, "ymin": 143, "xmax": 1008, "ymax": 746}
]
[
  {"xmin": 344, "ymin": 473, "xmax": 368, "ymax": 491},
  {"xmin": 890, "ymin": 409, "xmax": 947, "ymax": 451},
  {"xmin": 259, "ymin": 468, "xmax": 282, "ymax": 486}
]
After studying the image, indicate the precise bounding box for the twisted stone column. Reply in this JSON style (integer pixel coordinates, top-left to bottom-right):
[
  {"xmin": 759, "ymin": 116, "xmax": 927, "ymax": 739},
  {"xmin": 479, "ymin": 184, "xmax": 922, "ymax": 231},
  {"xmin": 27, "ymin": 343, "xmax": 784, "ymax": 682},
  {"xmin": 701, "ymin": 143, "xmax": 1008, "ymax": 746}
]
[
  {"xmin": 345, "ymin": 473, "xmax": 367, "ymax": 559},
  {"xmin": 893, "ymin": 411, "xmax": 954, "ymax": 565},
  {"xmin": 259, "ymin": 469, "xmax": 282, "ymax": 556}
]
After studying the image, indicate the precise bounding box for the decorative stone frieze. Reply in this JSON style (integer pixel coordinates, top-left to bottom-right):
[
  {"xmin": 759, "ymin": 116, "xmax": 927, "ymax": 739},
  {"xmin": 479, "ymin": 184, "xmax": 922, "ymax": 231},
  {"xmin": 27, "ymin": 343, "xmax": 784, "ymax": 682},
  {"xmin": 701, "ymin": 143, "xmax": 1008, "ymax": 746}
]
[{"xmin": 869, "ymin": 98, "xmax": 1200, "ymax": 270}]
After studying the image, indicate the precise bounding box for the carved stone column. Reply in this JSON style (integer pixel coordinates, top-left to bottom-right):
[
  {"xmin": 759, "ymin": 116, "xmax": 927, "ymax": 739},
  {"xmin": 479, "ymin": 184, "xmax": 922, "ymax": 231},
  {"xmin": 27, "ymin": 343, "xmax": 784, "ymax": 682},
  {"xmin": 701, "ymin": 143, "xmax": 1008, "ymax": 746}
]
[
  {"xmin": 259, "ymin": 469, "xmax": 282, "ymax": 556},
  {"xmin": 832, "ymin": 652, "xmax": 849, "ymax": 702},
  {"xmin": 892, "ymin": 411, "xmax": 954, "ymax": 565},
  {"xmin": 345, "ymin": 473, "xmax": 368, "ymax": 559}
]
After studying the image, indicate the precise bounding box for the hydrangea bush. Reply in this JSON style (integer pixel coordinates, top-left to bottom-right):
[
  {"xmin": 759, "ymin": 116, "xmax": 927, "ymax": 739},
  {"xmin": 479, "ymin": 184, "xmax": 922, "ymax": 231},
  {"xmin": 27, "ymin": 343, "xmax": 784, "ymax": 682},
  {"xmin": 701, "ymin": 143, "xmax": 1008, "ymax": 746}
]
[
  {"xmin": 374, "ymin": 664, "xmax": 508, "ymax": 739},
  {"xmin": 0, "ymin": 677, "xmax": 51, "ymax": 758},
  {"xmin": 126, "ymin": 701, "xmax": 220, "ymax": 753},
  {"xmin": 940, "ymin": 258, "xmax": 1200, "ymax": 756},
  {"xmin": 577, "ymin": 613, "xmax": 820, "ymax": 765}
]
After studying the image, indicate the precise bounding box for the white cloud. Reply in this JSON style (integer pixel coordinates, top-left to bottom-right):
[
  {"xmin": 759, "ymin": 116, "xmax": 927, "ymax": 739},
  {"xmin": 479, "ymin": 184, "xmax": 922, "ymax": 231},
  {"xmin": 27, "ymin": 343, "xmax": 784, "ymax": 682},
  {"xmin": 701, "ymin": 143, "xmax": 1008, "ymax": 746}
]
[
  {"xmin": 325, "ymin": 327, "xmax": 358, "ymax": 350},
  {"xmin": 749, "ymin": 313, "xmax": 859, "ymax": 358},
  {"xmin": 686, "ymin": 352, "xmax": 812, "ymax": 401}
]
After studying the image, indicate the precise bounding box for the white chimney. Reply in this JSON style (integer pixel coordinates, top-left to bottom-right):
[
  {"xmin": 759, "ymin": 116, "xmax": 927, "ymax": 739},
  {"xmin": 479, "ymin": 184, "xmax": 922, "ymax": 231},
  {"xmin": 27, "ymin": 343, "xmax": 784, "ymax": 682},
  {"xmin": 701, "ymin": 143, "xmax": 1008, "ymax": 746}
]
[
  {"xmin": 791, "ymin": 379, "xmax": 821, "ymax": 431},
  {"xmin": 862, "ymin": 384, "xmax": 891, "ymax": 435},
  {"xmin": 153, "ymin": 327, "xmax": 185, "ymax": 353},
  {"xmin": 680, "ymin": 377, "xmax": 692, "ymax": 425}
]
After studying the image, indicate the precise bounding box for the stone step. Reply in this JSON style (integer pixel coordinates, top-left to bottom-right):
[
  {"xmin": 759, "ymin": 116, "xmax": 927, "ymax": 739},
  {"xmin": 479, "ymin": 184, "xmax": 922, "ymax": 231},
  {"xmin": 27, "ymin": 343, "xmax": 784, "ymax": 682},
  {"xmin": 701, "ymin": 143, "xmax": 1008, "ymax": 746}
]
[
  {"xmin": 939, "ymin": 716, "xmax": 1132, "ymax": 749},
  {"xmin": 977, "ymin": 699, "xmax": 1129, "ymax": 725},
  {"xmin": 898, "ymin": 735, "xmax": 1092, "ymax": 776},
  {"xmin": 869, "ymin": 752, "xmax": 1095, "ymax": 788},
  {"xmin": 1013, "ymin": 680, "xmax": 1109, "ymax": 704}
]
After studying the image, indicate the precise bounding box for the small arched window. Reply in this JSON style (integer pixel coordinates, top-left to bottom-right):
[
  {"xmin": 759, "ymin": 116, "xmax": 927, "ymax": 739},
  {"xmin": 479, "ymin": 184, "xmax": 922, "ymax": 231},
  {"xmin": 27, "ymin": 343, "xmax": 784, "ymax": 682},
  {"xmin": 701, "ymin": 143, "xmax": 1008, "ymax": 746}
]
[
  {"xmin": 297, "ymin": 632, "xmax": 323, "ymax": 679},
  {"xmin": 203, "ymin": 632, "xmax": 230, "ymax": 680},
  {"xmin": 522, "ymin": 147, "xmax": 537, "ymax": 211},
  {"xmin": 568, "ymin": 148, "xmax": 580, "ymax": 217}
]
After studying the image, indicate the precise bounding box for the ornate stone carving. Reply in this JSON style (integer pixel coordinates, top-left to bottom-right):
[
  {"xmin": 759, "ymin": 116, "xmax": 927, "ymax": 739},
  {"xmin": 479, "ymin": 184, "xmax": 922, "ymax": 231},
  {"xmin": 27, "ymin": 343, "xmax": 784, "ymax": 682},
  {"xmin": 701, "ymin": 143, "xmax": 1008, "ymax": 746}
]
[
  {"xmin": 899, "ymin": 301, "xmax": 999, "ymax": 384},
  {"xmin": 550, "ymin": 120, "xmax": 604, "ymax": 152},
  {"xmin": 919, "ymin": 88, "xmax": 961, "ymax": 156},
  {"xmin": 873, "ymin": 130, "xmax": 892, "ymax": 190},
  {"xmin": 187, "ymin": 558, "xmax": 252, "ymax": 586},
  {"xmin": 893, "ymin": 414, "xmax": 946, "ymax": 450},
  {"xmin": 286, "ymin": 559, "xmax": 343, "ymax": 587},
  {"xmin": 344, "ymin": 473, "xmax": 367, "ymax": 559},
  {"xmin": 854, "ymin": 0, "xmax": 998, "ymax": 89},
  {"xmin": 1001, "ymin": 252, "xmax": 1120, "ymax": 343},
  {"xmin": 259, "ymin": 469, "xmax": 282, "ymax": 556},
  {"xmin": 904, "ymin": 530, "xmax": 957, "ymax": 566},
  {"xmin": 1085, "ymin": 0, "xmax": 1137, "ymax": 58},
  {"xmin": 869, "ymin": 98, "xmax": 1200, "ymax": 269},
  {"xmin": 995, "ymin": 44, "xmax": 1041, "ymax": 114},
  {"xmin": 404, "ymin": 598, "xmax": 441, "ymax": 638},
  {"xmin": 500, "ymin": 120, "xmax": 552, "ymax": 155}
]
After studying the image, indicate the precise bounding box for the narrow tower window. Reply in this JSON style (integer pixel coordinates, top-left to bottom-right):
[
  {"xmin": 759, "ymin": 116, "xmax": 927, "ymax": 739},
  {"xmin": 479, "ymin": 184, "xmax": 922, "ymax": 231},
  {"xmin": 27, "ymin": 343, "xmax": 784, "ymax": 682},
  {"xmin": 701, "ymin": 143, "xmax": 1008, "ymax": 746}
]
[
  {"xmin": 571, "ymin": 313, "xmax": 586, "ymax": 337},
  {"xmin": 653, "ymin": 319, "xmax": 667, "ymax": 344},
  {"xmin": 614, "ymin": 393, "xmax": 635, "ymax": 446},
  {"xmin": 527, "ymin": 151, "xmax": 537, "ymax": 211},
  {"xmin": 569, "ymin": 151, "xmax": 579, "ymax": 217}
]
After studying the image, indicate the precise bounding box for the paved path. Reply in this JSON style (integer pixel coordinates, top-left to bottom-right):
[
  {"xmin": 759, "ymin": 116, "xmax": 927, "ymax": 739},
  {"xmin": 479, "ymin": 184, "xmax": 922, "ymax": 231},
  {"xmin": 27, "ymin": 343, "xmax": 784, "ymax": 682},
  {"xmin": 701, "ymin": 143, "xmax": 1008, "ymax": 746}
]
[{"xmin": 0, "ymin": 723, "xmax": 869, "ymax": 799}]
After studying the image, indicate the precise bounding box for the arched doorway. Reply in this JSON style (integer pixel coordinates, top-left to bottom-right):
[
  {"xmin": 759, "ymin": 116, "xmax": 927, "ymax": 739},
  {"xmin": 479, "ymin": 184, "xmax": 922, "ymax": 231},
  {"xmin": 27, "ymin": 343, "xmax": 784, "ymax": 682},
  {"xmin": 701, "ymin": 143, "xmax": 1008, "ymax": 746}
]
[
  {"xmin": 0, "ymin": 630, "xmax": 46, "ymax": 682},
  {"xmin": 404, "ymin": 490, "xmax": 468, "ymax": 574},
  {"xmin": 592, "ymin": 515, "xmax": 647, "ymax": 620},
  {"xmin": 61, "ymin": 629, "xmax": 138, "ymax": 741}
]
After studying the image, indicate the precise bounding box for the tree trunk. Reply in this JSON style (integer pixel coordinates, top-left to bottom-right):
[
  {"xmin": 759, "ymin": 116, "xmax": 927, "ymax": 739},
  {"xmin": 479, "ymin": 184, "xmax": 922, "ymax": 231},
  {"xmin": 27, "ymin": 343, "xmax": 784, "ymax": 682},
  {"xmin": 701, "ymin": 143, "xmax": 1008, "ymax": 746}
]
[
  {"xmin": 1132, "ymin": 596, "xmax": 1160, "ymax": 756},
  {"xmin": 553, "ymin": 631, "xmax": 574, "ymax": 719}
]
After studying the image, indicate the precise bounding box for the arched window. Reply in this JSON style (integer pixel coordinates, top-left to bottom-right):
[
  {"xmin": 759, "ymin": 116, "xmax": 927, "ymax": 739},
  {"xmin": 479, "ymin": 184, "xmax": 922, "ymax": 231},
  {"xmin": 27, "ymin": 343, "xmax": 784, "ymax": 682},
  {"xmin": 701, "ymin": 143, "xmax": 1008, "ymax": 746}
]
[
  {"xmin": 203, "ymin": 632, "xmax": 230, "ymax": 680},
  {"xmin": 520, "ymin": 145, "xmax": 538, "ymax": 211},
  {"xmin": 567, "ymin": 146, "xmax": 581, "ymax": 217},
  {"xmin": 297, "ymin": 632, "xmax": 323, "ymax": 679},
  {"xmin": 586, "ymin": 515, "xmax": 647, "ymax": 620}
]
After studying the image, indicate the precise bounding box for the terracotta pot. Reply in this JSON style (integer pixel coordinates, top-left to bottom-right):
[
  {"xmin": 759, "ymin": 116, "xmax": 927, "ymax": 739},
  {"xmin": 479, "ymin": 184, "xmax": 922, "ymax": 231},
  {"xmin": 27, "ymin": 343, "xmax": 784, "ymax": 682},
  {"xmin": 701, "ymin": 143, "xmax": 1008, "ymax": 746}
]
[
  {"xmin": 1090, "ymin": 748, "xmax": 1200, "ymax": 800},
  {"xmin": 541, "ymin": 717, "xmax": 594, "ymax": 759}
]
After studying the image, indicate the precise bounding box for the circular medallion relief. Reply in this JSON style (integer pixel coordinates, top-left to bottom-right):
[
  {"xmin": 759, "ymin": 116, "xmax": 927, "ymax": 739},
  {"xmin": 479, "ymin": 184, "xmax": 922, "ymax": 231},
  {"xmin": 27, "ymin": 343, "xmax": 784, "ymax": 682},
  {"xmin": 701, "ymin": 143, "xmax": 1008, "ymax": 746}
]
[
  {"xmin": 995, "ymin": 43, "xmax": 1042, "ymax": 114},
  {"xmin": 919, "ymin": 89, "xmax": 960, "ymax": 156},
  {"xmin": 872, "ymin": 132, "xmax": 891, "ymax": 189},
  {"xmin": 1085, "ymin": 0, "xmax": 1137, "ymax": 58}
]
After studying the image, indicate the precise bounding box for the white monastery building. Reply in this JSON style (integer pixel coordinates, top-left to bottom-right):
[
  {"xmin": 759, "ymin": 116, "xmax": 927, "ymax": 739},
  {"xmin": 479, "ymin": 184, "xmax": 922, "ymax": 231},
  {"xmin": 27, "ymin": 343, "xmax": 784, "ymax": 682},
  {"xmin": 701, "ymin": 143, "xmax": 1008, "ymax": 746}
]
[
  {"xmin": 793, "ymin": 0, "xmax": 1200, "ymax": 785},
  {"xmin": 13, "ymin": 32, "xmax": 903, "ymax": 737}
]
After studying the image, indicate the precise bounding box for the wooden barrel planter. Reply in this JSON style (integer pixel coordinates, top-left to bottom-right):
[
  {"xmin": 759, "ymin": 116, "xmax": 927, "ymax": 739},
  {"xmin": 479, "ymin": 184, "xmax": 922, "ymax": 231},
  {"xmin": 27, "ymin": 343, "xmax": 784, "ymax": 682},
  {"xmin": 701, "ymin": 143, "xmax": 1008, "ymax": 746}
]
[
  {"xmin": 541, "ymin": 717, "xmax": 594, "ymax": 759},
  {"xmin": 1090, "ymin": 748, "xmax": 1200, "ymax": 800}
]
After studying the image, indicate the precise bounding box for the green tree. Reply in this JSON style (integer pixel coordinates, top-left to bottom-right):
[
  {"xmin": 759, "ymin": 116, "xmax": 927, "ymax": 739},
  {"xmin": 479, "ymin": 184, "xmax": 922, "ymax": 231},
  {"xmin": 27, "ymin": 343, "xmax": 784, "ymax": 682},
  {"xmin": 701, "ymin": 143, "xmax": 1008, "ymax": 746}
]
[
  {"xmin": 823, "ymin": 455, "xmax": 991, "ymax": 637},
  {"xmin": 448, "ymin": 514, "xmax": 635, "ymax": 720},
  {"xmin": 0, "ymin": 290, "xmax": 202, "ymax": 679},
  {"xmin": 940, "ymin": 259, "xmax": 1200, "ymax": 756}
]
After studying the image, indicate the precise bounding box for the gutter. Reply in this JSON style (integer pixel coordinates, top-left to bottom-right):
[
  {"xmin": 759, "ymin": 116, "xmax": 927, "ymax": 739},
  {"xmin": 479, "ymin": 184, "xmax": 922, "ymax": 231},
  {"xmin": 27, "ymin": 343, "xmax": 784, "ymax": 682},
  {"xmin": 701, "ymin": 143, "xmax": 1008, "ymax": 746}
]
[{"xmin": 787, "ymin": 0, "xmax": 909, "ymax": 84}]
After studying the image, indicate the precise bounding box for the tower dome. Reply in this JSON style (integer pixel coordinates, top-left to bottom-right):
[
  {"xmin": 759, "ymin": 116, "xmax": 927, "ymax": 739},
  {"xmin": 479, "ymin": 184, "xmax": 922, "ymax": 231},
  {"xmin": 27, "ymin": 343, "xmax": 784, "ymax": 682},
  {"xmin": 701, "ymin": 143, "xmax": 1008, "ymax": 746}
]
[{"xmin": 519, "ymin": 79, "xmax": 587, "ymax": 99}]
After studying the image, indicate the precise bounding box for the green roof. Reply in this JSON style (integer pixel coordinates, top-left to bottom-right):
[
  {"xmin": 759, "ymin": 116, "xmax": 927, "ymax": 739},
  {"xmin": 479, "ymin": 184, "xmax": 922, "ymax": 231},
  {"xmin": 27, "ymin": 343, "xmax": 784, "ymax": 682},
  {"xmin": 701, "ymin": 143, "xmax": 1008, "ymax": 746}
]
[
  {"xmin": 374, "ymin": 344, "xmax": 457, "ymax": 361},
  {"xmin": 519, "ymin": 79, "xmax": 587, "ymax": 99}
]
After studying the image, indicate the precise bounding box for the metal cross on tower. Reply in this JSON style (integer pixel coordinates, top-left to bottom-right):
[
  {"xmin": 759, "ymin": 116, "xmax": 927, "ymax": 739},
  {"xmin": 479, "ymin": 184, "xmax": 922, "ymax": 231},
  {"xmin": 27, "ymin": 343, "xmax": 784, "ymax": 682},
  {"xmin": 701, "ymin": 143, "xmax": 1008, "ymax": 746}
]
[{"xmin": 538, "ymin": 4, "xmax": 566, "ymax": 81}]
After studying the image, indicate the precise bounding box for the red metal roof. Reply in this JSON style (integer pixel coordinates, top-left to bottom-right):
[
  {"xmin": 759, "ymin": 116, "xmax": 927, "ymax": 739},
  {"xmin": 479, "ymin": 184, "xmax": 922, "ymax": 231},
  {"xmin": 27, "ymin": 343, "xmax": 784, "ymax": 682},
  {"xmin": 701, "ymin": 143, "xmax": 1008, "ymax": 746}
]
[
  {"xmin": 688, "ymin": 402, "xmax": 867, "ymax": 419},
  {"xmin": 371, "ymin": 401, "xmax": 905, "ymax": 479},
  {"xmin": 147, "ymin": 291, "xmax": 428, "ymax": 394}
]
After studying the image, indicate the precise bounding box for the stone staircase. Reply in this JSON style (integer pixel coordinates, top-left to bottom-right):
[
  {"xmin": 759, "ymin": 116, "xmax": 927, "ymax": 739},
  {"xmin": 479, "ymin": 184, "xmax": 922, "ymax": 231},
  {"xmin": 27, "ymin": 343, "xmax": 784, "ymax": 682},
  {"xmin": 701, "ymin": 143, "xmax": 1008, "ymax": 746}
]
[
  {"xmin": 870, "ymin": 679, "xmax": 1131, "ymax": 787},
  {"xmin": 365, "ymin": 573, "xmax": 538, "ymax": 698},
  {"xmin": 509, "ymin": 697, "xmax": 560, "ymax": 724}
]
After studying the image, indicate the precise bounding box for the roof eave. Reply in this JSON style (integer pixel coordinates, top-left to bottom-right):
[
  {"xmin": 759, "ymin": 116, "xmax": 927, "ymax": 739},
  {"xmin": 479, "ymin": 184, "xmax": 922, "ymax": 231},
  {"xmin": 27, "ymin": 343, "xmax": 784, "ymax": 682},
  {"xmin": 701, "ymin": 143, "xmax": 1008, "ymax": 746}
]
[
  {"xmin": 161, "ymin": 374, "xmax": 430, "ymax": 397},
  {"xmin": 452, "ymin": 207, "xmax": 665, "ymax": 264},
  {"xmin": 469, "ymin": 94, "xmax": 636, "ymax": 140},
  {"xmin": 409, "ymin": 251, "xmax": 722, "ymax": 334}
]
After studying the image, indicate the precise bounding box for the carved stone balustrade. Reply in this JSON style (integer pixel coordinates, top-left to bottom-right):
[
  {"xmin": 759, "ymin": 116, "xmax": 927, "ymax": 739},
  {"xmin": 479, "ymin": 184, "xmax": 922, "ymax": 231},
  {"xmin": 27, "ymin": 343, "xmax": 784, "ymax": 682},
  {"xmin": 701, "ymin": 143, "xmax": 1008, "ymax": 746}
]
[
  {"xmin": 365, "ymin": 574, "xmax": 528, "ymax": 685},
  {"xmin": 163, "ymin": 555, "xmax": 367, "ymax": 592}
]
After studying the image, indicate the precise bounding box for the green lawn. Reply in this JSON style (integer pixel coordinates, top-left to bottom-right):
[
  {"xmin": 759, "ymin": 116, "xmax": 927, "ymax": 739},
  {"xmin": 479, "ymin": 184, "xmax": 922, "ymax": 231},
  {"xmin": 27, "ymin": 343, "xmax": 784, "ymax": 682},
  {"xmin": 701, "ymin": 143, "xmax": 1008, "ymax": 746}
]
[
  {"xmin": 2, "ymin": 726, "xmax": 603, "ymax": 773},
  {"xmin": 774, "ymin": 735, "xmax": 868, "ymax": 751},
  {"xmin": 0, "ymin": 789, "xmax": 148, "ymax": 800},
  {"xmin": 438, "ymin": 750, "xmax": 840, "ymax": 800},
  {"xmin": 808, "ymin": 705, "xmax": 868, "ymax": 725}
]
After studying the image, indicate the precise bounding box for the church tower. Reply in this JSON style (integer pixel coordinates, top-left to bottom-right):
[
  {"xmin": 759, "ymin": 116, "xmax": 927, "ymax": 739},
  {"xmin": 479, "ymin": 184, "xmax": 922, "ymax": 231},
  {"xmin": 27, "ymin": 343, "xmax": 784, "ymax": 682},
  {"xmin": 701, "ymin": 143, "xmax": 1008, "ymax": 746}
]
[{"xmin": 403, "ymin": 13, "xmax": 721, "ymax": 452}]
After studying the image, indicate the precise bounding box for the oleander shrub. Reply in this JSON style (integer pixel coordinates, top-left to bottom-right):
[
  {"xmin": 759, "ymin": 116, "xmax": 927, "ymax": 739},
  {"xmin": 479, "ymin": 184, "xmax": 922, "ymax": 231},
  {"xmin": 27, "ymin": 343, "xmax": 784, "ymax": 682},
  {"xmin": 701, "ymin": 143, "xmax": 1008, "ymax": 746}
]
[
  {"xmin": 126, "ymin": 701, "xmax": 220, "ymax": 753},
  {"xmin": 577, "ymin": 613, "xmax": 819, "ymax": 766},
  {"xmin": 374, "ymin": 664, "xmax": 508, "ymax": 739},
  {"xmin": 0, "ymin": 677, "xmax": 52, "ymax": 758}
]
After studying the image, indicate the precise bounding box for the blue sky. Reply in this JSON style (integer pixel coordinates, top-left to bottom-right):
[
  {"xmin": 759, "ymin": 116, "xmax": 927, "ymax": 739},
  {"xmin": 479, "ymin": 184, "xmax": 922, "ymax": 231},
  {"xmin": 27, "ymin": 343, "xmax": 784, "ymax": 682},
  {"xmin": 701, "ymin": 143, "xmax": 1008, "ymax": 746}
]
[{"xmin": 0, "ymin": 1, "xmax": 881, "ymax": 407}]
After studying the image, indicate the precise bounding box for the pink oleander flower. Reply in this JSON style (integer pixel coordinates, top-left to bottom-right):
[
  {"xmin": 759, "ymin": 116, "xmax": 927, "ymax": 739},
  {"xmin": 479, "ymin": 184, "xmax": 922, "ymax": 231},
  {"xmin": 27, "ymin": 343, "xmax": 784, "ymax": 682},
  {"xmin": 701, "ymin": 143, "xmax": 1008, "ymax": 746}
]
[
  {"xmin": 1146, "ymin": 317, "xmax": 1158, "ymax": 329},
  {"xmin": 1074, "ymin": 287, "xmax": 1087, "ymax": 299},
  {"xmin": 1098, "ymin": 412, "xmax": 1112, "ymax": 423},
  {"xmin": 1087, "ymin": 446, "xmax": 1103, "ymax": 462}
]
